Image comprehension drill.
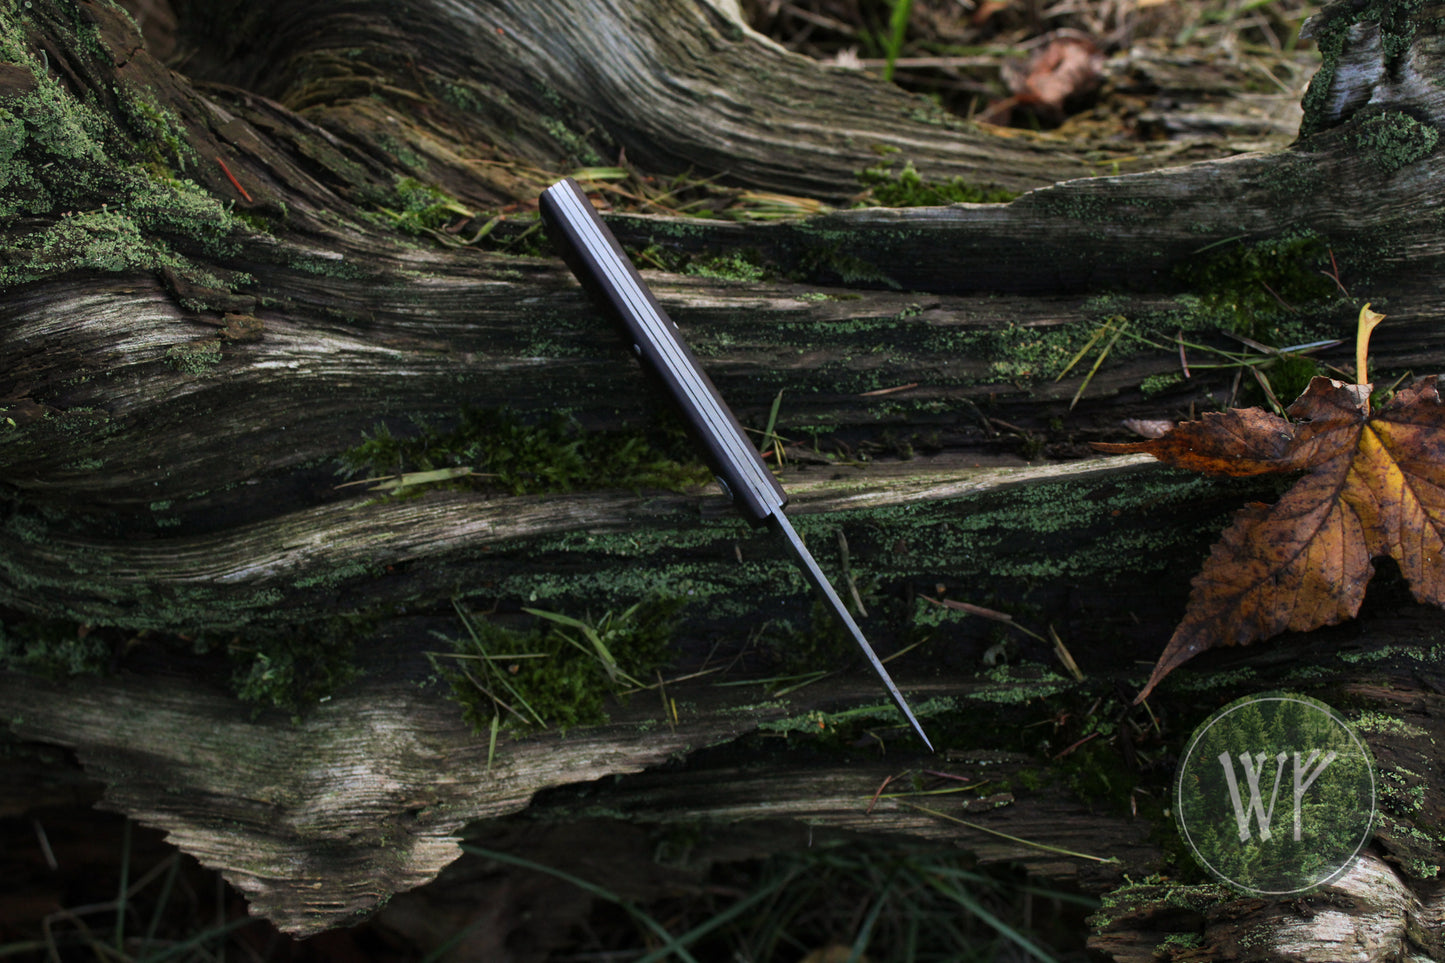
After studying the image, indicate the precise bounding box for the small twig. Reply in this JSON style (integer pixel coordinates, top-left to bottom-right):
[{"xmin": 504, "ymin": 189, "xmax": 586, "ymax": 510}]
[
  {"xmin": 921, "ymin": 596, "xmax": 1049, "ymax": 646},
  {"xmin": 985, "ymin": 416, "xmax": 1029, "ymax": 436},
  {"xmin": 1321, "ymin": 247, "xmax": 1350, "ymax": 297},
  {"xmin": 921, "ymin": 769, "xmax": 974, "ymax": 783},
  {"xmin": 1052, "ymin": 730, "xmax": 1101, "ymax": 760},
  {"xmin": 858, "ymin": 382, "xmax": 920, "ymax": 397},
  {"xmin": 216, "ymin": 156, "xmax": 253, "ymax": 203},
  {"xmin": 866, "ymin": 773, "xmax": 896, "ymax": 815},
  {"xmin": 1257, "ymin": 278, "xmax": 1295, "ymax": 312}
]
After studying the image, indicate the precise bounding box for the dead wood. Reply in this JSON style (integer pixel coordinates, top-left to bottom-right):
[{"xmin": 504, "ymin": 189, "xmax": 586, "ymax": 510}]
[{"xmin": 3, "ymin": 0, "xmax": 1445, "ymax": 956}]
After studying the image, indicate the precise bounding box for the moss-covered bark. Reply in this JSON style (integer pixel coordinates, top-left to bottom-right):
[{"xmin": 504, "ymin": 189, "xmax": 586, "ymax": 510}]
[{"xmin": 4, "ymin": 0, "xmax": 1445, "ymax": 955}]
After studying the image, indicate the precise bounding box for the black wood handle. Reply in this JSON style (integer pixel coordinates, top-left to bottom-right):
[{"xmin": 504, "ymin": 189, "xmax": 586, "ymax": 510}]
[{"xmin": 540, "ymin": 178, "xmax": 787, "ymax": 525}]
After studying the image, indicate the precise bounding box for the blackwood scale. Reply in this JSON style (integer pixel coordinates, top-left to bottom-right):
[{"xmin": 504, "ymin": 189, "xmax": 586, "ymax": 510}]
[{"xmin": 539, "ymin": 177, "xmax": 932, "ymax": 750}]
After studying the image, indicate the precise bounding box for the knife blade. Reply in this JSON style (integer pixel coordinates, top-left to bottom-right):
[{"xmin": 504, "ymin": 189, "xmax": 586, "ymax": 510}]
[{"xmin": 539, "ymin": 177, "xmax": 932, "ymax": 750}]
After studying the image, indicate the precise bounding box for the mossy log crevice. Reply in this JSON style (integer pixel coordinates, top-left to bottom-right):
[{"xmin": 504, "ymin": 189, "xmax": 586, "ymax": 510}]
[
  {"xmin": 4, "ymin": 0, "xmax": 1445, "ymax": 956},
  {"xmin": 6, "ymin": 586, "xmax": 1445, "ymax": 957}
]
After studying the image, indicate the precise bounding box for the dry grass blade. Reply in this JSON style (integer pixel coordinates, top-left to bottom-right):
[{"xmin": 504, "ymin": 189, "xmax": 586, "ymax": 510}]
[
  {"xmin": 898, "ymin": 801, "xmax": 1117, "ymax": 863},
  {"xmin": 1069, "ymin": 317, "xmax": 1128, "ymax": 409}
]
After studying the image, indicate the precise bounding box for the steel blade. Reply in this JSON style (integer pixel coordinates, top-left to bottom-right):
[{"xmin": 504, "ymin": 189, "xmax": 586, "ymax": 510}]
[{"xmin": 770, "ymin": 511, "xmax": 934, "ymax": 751}]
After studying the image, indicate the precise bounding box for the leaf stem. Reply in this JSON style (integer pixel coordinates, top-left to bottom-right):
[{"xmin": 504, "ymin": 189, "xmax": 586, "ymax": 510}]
[{"xmin": 1355, "ymin": 303, "xmax": 1386, "ymax": 387}]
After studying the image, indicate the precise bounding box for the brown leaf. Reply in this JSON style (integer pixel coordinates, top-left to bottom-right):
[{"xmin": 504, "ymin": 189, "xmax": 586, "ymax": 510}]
[
  {"xmin": 980, "ymin": 36, "xmax": 1103, "ymax": 127},
  {"xmin": 1121, "ymin": 417, "xmax": 1175, "ymax": 439},
  {"xmin": 1093, "ymin": 376, "xmax": 1445, "ymax": 702},
  {"xmin": 1010, "ymin": 37, "xmax": 1103, "ymax": 123}
]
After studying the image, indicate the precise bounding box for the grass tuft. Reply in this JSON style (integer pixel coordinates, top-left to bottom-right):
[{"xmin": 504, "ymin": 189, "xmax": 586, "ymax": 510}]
[
  {"xmin": 336, "ymin": 408, "xmax": 709, "ymax": 497},
  {"xmin": 461, "ymin": 839, "xmax": 1092, "ymax": 962},
  {"xmin": 429, "ymin": 597, "xmax": 684, "ymax": 734}
]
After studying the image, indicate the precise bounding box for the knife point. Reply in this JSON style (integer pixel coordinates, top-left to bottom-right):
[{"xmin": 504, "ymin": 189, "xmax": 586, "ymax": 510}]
[{"xmin": 770, "ymin": 511, "xmax": 934, "ymax": 751}]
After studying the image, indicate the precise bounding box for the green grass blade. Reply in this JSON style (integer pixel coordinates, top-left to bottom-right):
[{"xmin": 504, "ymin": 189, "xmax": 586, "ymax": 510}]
[
  {"xmin": 847, "ymin": 876, "xmax": 895, "ymax": 962},
  {"xmin": 486, "ymin": 713, "xmax": 500, "ymax": 773},
  {"xmin": 760, "ymin": 388, "xmax": 785, "ymax": 465},
  {"xmin": 900, "ymin": 801, "xmax": 1117, "ymax": 863},
  {"xmin": 633, "ymin": 867, "xmax": 801, "ymax": 963},
  {"xmin": 140, "ymin": 917, "xmax": 255, "ymax": 963},
  {"xmin": 1055, "ymin": 319, "xmax": 1113, "ymax": 382},
  {"xmin": 1070, "ymin": 318, "xmax": 1128, "ymax": 410},
  {"xmin": 923, "ymin": 873, "xmax": 1057, "ymax": 963},
  {"xmin": 114, "ymin": 819, "xmax": 131, "ymax": 953},
  {"xmin": 882, "ymin": 0, "xmax": 913, "ymax": 82},
  {"xmin": 522, "ymin": 607, "xmax": 594, "ymax": 633},
  {"xmin": 141, "ymin": 854, "xmax": 181, "ymax": 954},
  {"xmin": 460, "ymin": 846, "xmax": 700, "ymax": 963}
]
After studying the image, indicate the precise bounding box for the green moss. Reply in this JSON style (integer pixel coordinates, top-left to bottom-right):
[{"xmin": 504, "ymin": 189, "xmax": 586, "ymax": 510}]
[
  {"xmin": 1174, "ymin": 232, "xmax": 1338, "ymax": 341},
  {"xmin": 685, "ymin": 251, "xmax": 768, "ymax": 283},
  {"xmin": 432, "ymin": 597, "xmax": 683, "ymax": 733},
  {"xmin": 1339, "ymin": 641, "xmax": 1445, "ymax": 664},
  {"xmin": 119, "ymin": 89, "xmax": 195, "ymax": 175},
  {"xmin": 983, "ymin": 319, "xmax": 1101, "ymax": 383},
  {"xmin": 758, "ymin": 696, "xmax": 958, "ymax": 740},
  {"xmin": 221, "ymin": 622, "xmax": 364, "ymax": 720},
  {"xmin": 540, "ymin": 116, "xmax": 604, "ymax": 167},
  {"xmin": 377, "ymin": 176, "xmax": 473, "ymax": 236},
  {"xmin": 1157, "ymin": 933, "xmax": 1205, "ymax": 952},
  {"xmin": 766, "ymin": 594, "xmax": 863, "ymax": 676},
  {"xmin": 164, "ymin": 338, "xmax": 223, "ymax": 374},
  {"xmin": 797, "ymin": 243, "xmax": 900, "ymax": 289},
  {"xmin": 1140, "ymin": 372, "xmax": 1185, "ymax": 396},
  {"xmin": 857, "ymin": 160, "xmax": 1019, "ymax": 206},
  {"xmin": 1057, "ymin": 732, "xmax": 1139, "ymax": 814},
  {"xmin": 1300, "ymin": 0, "xmax": 1437, "ymax": 135},
  {"xmin": 1350, "ymin": 712, "xmax": 1428, "ymax": 738},
  {"xmin": 432, "ymin": 77, "xmax": 493, "ymax": 114},
  {"xmin": 0, "ymin": 10, "xmax": 247, "ymax": 290},
  {"xmin": 0, "ymin": 617, "xmax": 110, "ymax": 679},
  {"xmin": 967, "ymin": 663, "xmax": 1073, "ymax": 704},
  {"xmin": 1265, "ymin": 352, "xmax": 1326, "ymax": 401},
  {"xmin": 1095, "ymin": 879, "xmax": 1233, "ymax": 915},
  {"xmin": 336, "ymin": 408, "xmax": 709, "ymax": 496},
  {"xmin": 1378, "ymin": 769, "xmax": 1427, "ymax": 814},
  {"xmin": 1353, "ymin": 110, "xmax": 1440, "ymax": 173}
]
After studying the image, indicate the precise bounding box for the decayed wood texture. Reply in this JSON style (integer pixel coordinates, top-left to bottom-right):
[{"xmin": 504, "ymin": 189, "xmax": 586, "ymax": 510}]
[
  {"xmin": 5, "ymin": 581, "xmax": 1445, "ymax": 958},
  {"xmin": 4, "ymin": 0, "xmax": 1445, "ymax": 956},
  {"xmin": 5, "ymin": 0, "xmax": 1445, "ymax": 625},
  {"xmin": 167, "ymin": 0, "xmax": 1105, "ymax": 204}
]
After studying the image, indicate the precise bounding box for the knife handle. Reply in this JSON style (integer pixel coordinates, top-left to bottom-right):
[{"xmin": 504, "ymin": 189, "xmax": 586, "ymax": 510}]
[{"xmin": 540, "ymin": 178, "xmax": 787, "ymax": 526}]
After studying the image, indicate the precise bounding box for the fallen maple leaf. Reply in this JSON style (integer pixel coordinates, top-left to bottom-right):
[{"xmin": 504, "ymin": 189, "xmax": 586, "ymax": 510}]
[
  {"xmin": 1094, "ymin": 374, "xmax": 1445, "ymax": 702},
  {"xmin": 980, "ymin": 35, "xmax": 1103, "ymax": 127}
]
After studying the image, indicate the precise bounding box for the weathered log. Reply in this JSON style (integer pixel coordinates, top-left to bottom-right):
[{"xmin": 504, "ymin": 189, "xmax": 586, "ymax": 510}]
[{"xmin": 4, "ymin": 0, "xmax": 1445, "ymax": 956}]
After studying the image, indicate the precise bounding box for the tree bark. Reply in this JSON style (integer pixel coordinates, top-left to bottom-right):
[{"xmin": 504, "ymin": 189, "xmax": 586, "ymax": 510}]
[{"xmin": 4, "ymin": 0, "xmax": 1445, "ymax": 956}]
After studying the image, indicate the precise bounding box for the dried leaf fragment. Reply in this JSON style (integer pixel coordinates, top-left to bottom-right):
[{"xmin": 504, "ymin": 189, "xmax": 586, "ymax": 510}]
[
  {"xmin": 1094, "ymin": 376, "xmax": 1445, "ymax": 701},
  {"xmin": 981, "ymin": 35, "xmax": 1103, "ymax": 127}
]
